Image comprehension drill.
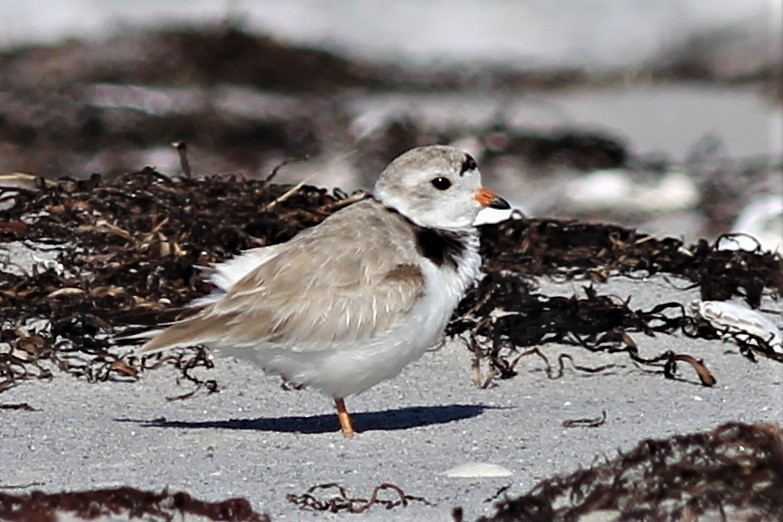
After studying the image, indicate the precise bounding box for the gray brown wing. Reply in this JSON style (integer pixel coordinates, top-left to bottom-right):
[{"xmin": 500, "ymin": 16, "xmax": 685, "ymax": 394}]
[{"xmin": 138, "ymin": 201, "xmax": 424, "ymax": 353}]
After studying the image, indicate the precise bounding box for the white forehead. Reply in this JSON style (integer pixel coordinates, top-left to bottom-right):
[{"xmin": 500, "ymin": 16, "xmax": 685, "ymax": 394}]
[{"xmin": 376, "ymin": 145, "xmax": 479, "ymax": 187}]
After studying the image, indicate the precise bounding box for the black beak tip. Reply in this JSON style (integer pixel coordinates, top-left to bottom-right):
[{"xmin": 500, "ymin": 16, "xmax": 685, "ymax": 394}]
[{"xmin": 489, "ymin": 196, "xmax": 511, "ymax": 210}]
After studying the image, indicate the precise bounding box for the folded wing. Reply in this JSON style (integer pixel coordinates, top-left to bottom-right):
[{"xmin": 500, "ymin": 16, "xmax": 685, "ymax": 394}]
[{"xmin": 137, "ymin": 201, "xmax": 424, "ymax": 354}]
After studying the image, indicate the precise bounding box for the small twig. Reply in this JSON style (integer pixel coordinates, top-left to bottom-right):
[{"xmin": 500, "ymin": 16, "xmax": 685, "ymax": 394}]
[
  {"xmin": 316, "ymin": 192, "xmax": 368, "ymax": 213},
  {"xmin": 0, "ymin": 172, "xmax": 57, "ymax": 187},
  {"xmin": 483, "ymin": 485, "xmax": 511, "ymax": 503},
  {"xmin": 0, "ymin": 403, "xmax": 39, "ymax": 411},
  {"xmin": 634, "ymin": 232, "xmax": 663, "ymax": 245},
  {"xmin": 0, "ymin": 481, "xmax": 46, "ymax": 489},
  {"xmin": 261, "ymin": 177, "xmax": 314, "ymax": 212},
  {"xmin": 563, "ymin": 410, "xmax": 608, "ymax": 428},
  {"xmin": 264, "ymin": 150, "xmax": 363, "ymax": 211},
  {"xmin": 171, "ymin": 141, "xmax": 192, "ymax": 179},
  {"xmin": 264, "ymin": 156, "xmax": 309, "ymax": 183}
]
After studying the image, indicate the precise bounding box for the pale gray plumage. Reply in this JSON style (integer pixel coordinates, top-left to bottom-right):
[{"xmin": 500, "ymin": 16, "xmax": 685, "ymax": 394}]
[
  {"xmin": 135, "ymin": 145, "xmax": 509, "ymax": 436},
  {"xmin": 140, "ymin": 200, "xmax": 426, "ymax": 353}
]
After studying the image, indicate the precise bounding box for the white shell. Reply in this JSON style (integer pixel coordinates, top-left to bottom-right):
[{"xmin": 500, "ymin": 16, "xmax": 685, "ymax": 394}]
[
  {"xmin": 724, "ymin": 195, "xmax": 783, "ymax": 255},
  {"xmin": 691, "ymin": 300, "xmax": 783, "ymax": 354},
  {"xmin": 441, "ymin": 462, "xmax": 513, "ymax": 478}
]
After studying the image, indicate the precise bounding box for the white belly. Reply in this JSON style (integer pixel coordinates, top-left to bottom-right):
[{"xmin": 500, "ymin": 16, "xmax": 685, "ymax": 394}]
[{"xmin": 221, "ymin": 240, "xmax": 482, "ymax": 399}]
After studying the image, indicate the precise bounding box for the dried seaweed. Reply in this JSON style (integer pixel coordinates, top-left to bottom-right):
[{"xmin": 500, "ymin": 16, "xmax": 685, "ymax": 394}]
[
  {"xmin": 1, "ymin": 171, "xmax": 781, "ymax": 394},
  {"xmin": 478, "ymin": 219, "xmax": 782, "ymax": 304},
  {"xmin": 478, "ymin": 422, "xmax": 783, "ymax": 521},
  {"xmin": 451, "ymin": 223, "xmax": 782, "ymax": 387},
  {"xmin": 454, "ymin": 282, "xmax": 728, "ymax": 388},
  {"xmin": 0, "ymin": 487, "xmax": 269, "ymax": 522},
  {"xmin": 285, "ymin": 482, "xmax": 432, "ymax": 514},
  {"xmin": 1, "ymin": 170, "xmax": 337, "ymax": 391}
]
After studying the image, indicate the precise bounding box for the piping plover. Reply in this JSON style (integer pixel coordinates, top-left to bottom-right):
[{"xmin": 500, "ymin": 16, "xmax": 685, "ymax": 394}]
[{"xmin": 136, "ymin": 145, "xmax": 509, "ymax": 437}]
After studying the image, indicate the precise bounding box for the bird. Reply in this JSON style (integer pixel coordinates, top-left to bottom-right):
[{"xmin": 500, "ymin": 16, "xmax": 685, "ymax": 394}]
[{"xmin": 136, "ymin": 145, "xmax": 509, "ymax": 438}]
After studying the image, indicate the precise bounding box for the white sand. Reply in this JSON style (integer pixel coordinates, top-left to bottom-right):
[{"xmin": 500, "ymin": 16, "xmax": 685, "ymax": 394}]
[{"xmin": 1, "ymin": 275, "xmax": 781, "ymax": 521}]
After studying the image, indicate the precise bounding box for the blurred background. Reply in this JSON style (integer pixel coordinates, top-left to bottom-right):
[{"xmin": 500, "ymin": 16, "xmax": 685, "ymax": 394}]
[{"xmin": 1, "ymin": 0, "xmax": 781, "ymax": 249}]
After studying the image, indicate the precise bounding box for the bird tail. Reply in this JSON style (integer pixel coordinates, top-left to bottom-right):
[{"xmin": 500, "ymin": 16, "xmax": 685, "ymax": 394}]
[{"xmin": 134, "ymin": 314, "xmax": 224, "ymax": 355}]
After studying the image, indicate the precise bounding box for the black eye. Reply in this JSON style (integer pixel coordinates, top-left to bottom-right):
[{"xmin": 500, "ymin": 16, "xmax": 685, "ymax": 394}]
[{"xmin": 430, "ymin": 177, "xmax": 452, "ymax": 190}]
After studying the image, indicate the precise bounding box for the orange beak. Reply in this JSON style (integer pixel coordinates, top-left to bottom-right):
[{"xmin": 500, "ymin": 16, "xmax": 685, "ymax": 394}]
[{"xmin": 475, "ymin": 188, "xmax": 510, "ymax": 209}]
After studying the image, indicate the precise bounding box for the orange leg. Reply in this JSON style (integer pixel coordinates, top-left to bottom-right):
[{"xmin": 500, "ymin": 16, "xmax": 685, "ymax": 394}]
[{"xmin": 334, "ymin": 398, "xmax": 356, "ymax": 438}]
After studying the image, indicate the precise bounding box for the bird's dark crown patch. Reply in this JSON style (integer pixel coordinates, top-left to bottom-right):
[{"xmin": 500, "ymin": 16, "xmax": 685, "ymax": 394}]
[{"xmin": 460, "ymin": 154, "xmax": 478, "ymax": 176}]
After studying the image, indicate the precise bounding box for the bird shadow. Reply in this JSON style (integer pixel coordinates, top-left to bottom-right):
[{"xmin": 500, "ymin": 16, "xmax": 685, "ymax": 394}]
[{"xmin": 117, "ymin": 404, "xmax": 493, "ymax": 435}]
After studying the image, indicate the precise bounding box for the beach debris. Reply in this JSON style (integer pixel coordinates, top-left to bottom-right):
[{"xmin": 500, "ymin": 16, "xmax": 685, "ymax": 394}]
[
  {"xmin": 691, "ymin": 300, "xmax": 783, "ymax": 354},
  {"xmin": 562, "ymin": 410, "xmax": 607, "ymax": 428},
  {"xmin": 442, "ymin": 463, "xmax": 514, "ymax": 478},
  {"xmin": 723, "ymin": 194, "xmax": 783, "ymax": 255},
  {"xmin": 0, "ymin": 487, "xmax": 268, "ymax": 521},
  {"xmin": 477, "ymin": 422, "xmax": 783, "ymax": 521},
  {"xmin": 286, "ymin": 482, "xmax": 431, "ymax": 513}
]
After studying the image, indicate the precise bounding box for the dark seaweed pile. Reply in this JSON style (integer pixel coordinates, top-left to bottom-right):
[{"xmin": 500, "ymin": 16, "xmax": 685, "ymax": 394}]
[
  {"xmin": 0, "ymin": 487, "xmax": 269, "ymax": 522},
  {"xmin": 449, "ymin": 217, "xmax": 782, "ymax": 387},
  {"xmin": 1, "ymin": 170, "xmax": 780, "ymax": 394},
  {"xmin": 0, "ymin": 170, "xmax": 340, "ymax": 392},
  {"xmin": 478, "ymin": 422, "xmax": 783, "ymax": 521}
]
